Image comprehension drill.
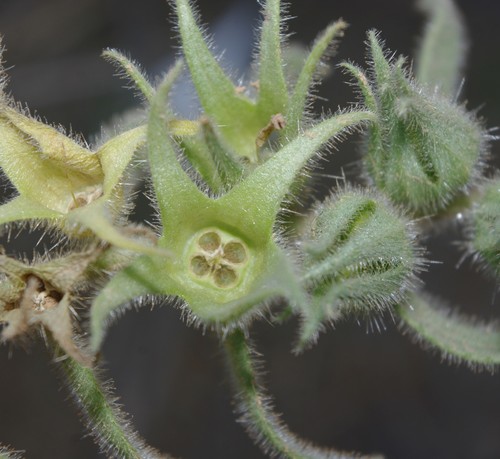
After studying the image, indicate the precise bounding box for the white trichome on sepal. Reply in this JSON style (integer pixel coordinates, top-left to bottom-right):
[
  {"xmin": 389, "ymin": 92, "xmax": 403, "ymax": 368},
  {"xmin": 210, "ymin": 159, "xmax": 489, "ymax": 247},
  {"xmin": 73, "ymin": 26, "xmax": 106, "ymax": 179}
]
[{"xmin": 296, "ymin": 186, "xmax": 425, "ymax": 349}]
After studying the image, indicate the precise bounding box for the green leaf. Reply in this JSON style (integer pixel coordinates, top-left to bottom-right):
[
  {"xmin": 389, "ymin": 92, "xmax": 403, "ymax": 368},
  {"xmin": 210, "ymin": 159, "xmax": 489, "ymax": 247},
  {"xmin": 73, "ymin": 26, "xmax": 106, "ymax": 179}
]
[
  {"xmin": 397, "ymin": 292, "xmax": 500, "ymax": 370},
  {"xmin": 415, "ymin": 0, "xmax": 467, "ymax": 98},
  {"xmin": 256, "ymin": 0, "xmax": 288, "ymax": 118},
  {"xmin": 284, "ymin": 20, "xmax": 348, "ymax": 140},
  {"xmin": 102, "ymin": 48, "xmax": 155, "ymax": 103}
]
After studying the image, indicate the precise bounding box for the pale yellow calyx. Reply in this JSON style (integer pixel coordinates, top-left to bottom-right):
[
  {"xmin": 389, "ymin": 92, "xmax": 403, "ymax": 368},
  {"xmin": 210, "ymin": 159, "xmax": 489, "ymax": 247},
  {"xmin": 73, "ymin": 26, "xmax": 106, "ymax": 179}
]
[
  {"xmin": 2, "ymin": 107, "xmax": 102, "ymax": 175},
  {"xmin": 0, "ymin": 106, "xmax": 105, "ymax": 215}
]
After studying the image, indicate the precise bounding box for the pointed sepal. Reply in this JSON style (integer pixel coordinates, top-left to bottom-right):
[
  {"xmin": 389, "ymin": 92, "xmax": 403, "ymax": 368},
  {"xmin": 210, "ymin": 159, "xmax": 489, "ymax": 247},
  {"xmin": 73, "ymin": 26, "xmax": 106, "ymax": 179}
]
[
  {"xmin": 220, "ymin": 110, "xmax": 375, "ymax": 240},
  {"xmin": 256, "ymin": 0, "xmax": 288, "ymax": 118},
  {"xmin": 174, "ymin": 0, "xmax": 261, "ymax": 161},
  {"xmin": 0, "ymin": 107, "xmax": 102, "ymax": 214},
  {"xmin": 284, "ymin": 20, "xmax": 348, "ymax": 140},
  {"xmin": 181, "ymin": 117, "xmax": 244, "ymax": 193},
  {"xmin": 102, "ymin": 48, "xmax": 155, "ymax": 103},
  {"xmin": 415, "ymin": 0, "xmax": 467, "ymax": 98},
  {"xmin": 89, "ymin": 255, "xmax": 168, "ymax": 352},
  {"xmin": 0, "ymin": 195, "xmax": 62, "ymax": 226}
]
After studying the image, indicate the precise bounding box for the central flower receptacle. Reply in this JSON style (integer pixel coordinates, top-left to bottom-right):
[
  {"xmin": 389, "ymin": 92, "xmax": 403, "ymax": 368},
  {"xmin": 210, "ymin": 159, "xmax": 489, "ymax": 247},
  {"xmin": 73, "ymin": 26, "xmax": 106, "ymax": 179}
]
[{"xmin": 187, "ymin": 228, "xmax": 249, "ymax": 289}]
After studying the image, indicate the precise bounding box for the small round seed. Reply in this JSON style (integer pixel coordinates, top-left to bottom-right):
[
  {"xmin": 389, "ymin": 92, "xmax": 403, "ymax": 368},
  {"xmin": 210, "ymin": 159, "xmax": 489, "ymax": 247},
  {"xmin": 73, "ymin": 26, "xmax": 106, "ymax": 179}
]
[
  {"xmin": 214, "ymin": 266, "xmax": 237, "ymax": 288},
  {"xmin": 223, "ymin": 241, "xmax": 247, "ymax": 264},
  {"xmin": 198, "ymin": 231, "xmax": 221, "ymax": 252},
  {"xmin": 190, "ymin": 256, "xmax": 210, "ymax": 276}
]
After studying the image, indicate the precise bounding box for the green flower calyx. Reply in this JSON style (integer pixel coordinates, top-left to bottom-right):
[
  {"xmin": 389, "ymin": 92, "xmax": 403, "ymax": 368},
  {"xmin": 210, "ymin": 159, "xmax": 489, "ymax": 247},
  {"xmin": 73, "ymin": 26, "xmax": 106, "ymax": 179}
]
[{"xmin": 88, "ymin": 48, "xmax": 374, "ymax": 351}]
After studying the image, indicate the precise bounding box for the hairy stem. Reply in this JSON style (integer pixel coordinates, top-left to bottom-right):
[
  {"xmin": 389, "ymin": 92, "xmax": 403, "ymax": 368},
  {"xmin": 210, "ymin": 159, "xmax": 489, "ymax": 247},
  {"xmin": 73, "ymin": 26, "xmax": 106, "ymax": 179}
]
[
  {"xmin": 223, "ymin": 329, "xmax": 382, "ymax": 459},
  {"xmin": 397, "ymin": 293, "xmax": 500, "ymax": 370},
  {"xmin": 55, "ymin": 347, "xmax": 168, "ymax": 459},
  {"xmin": 0, "ymin": 445, "xmax": 24, "ymax": 459}
]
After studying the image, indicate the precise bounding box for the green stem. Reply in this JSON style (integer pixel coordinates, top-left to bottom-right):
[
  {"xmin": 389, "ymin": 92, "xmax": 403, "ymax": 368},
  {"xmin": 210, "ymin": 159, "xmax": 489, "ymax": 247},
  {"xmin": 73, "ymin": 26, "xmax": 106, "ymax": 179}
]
[
  {"xmin": 397, "ymin": 292, "xmax": 500, "ymax": 370},
  {"xmin": 224, "ymin": 329, "xmax": 383, "ymax": 459},
  {"xmin": 55, "ymin": 348, "xmax": 167, "ymax": 459}
]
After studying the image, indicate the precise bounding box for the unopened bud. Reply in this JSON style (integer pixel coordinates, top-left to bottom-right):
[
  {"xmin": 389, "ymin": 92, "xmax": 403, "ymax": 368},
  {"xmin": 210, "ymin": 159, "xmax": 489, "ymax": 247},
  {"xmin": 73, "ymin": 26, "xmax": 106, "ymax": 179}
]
[
  {"xmin": 299, "ymin": 188, "xmax": 421, "ymax": 346},
  {"xmin": 347, "ymin": 32, "xmax": 484, "ymax": 216},
  {"xmin": 471, "ymin": 179, "xmax": 500, "ymax": 277}
]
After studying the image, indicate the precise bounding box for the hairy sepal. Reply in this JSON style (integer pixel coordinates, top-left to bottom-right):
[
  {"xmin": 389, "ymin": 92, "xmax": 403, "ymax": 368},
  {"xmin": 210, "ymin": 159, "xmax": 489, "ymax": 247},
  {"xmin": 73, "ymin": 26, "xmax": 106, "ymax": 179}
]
[
  {"xmin": 0, "ymin": 196, "xmax": 62, "ymax": 226},
  {"xmin": 0, "ymin": 252, "xmax": 101, "ymax": 365},
  {"xmin": 180, "ymin": 117, "xmax": 244, "ymax": 194},
  {"xmin": 283, "ymin": 19, "xmax": 348, "ymax": 140},
  {"xmin": 0, "ymin": 107, "xmax": 102, "ymax": 214},
  {"xmin": 415, "ymin": 0, "xmax": 467, "ymax": 98},
  {"xmin": 90, "ymin": 243, "xmax": 303, "ymax": 353},
  {"xmin": 256, "ymin": 0, "xmax": 288, "ymax": 120},
  {"xmin": 174, "ymin": 0, "xmax": 264, "ymax": 162},
  {"xmin": 102, "ymin": 48, "xmax": 155, "ymax": 103},
  {"xmin": 0, "ymin": 104, "xmax": 150, "ymax": 249},
  {"xmin": 220, "ymin": 110, "xmax": 375, "ymax": 237}
]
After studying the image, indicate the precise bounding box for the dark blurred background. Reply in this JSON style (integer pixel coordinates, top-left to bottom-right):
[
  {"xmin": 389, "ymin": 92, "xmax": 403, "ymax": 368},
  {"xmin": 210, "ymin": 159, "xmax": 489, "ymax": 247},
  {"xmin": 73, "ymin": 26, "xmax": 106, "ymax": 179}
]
[{"xmin": 1, "ymin": 0, "xmax": 500, "ymax": 458}]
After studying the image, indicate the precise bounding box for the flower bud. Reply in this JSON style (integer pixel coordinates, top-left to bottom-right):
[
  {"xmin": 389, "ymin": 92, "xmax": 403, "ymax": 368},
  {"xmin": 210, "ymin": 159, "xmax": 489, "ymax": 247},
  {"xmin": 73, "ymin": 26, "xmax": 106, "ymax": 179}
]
[
  {"xmin": 347, "ymin": 33, "xmax": 484, "ymax": 216},
  {"xmin": 471, "ymin": 179, "xmax": 500, "ymax": 277},
  {"xmin": 298, "ymin": 187, "xmax": 421, "ymax": 346}
]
